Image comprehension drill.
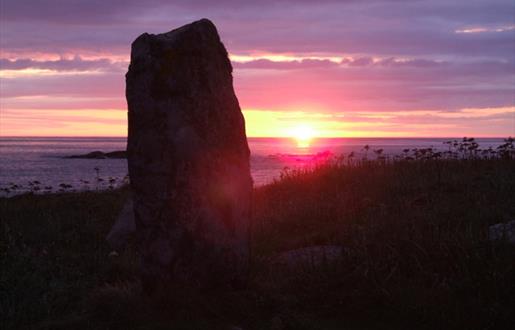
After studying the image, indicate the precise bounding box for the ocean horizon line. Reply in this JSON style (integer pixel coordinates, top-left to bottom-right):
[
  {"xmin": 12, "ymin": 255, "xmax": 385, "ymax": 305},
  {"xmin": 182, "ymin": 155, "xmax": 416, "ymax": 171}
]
[{"xmin": 0, "ymin": 135, "xmax": 510, "ymax": 139}]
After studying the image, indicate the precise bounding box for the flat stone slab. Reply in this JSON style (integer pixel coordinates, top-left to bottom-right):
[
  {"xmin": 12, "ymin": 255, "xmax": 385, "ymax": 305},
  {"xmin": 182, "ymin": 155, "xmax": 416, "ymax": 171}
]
[{"xmin": 271, "ymin": 245, "xmax": 344, "ymax": 269}]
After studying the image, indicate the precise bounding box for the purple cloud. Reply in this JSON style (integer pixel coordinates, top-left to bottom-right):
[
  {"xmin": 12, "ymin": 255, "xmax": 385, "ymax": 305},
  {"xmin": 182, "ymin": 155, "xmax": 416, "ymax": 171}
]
[
  {"xmin": 1, "ymin": 0, "xmax": 514, "ymax": 58},
  {"xmin": 0, "ymin": 56, "xmax": 126, "ymax": 72},
  {"xmin": 233, "ymin": 58, "xmax": 339, "ymax": 70}
]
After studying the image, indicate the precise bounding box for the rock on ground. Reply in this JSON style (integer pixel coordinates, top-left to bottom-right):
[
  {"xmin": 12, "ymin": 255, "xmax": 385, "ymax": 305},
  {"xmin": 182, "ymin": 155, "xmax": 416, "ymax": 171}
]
[
  {"xmin": 489, "ymin": 220, "xmax": 515, "ymax": 244},
  {"xmin": 106, "ymin": 198, "xmax": 135, "ymax": 251},
  {"xmin": 126, "ymin": 19, "xmax": 252, "ymax": 290}
]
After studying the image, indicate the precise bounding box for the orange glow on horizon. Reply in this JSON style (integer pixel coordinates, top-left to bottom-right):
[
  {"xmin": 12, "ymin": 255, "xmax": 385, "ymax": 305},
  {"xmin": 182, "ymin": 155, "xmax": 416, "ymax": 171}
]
[{"xmin": 0, "ymin": 107, "xmax": 513, "ymax": 138}]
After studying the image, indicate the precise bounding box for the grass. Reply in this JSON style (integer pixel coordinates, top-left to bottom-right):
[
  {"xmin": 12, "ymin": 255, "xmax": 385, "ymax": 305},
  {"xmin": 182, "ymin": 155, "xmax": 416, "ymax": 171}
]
[{"xmin": 1, "ymin": 157, "xmax": 515, "ymax": 329}]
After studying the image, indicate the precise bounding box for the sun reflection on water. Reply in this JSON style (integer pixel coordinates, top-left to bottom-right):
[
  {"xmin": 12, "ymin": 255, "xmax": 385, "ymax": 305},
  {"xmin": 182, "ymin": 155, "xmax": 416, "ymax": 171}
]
[{"xmin": 295, "ymin": 138, "xmax": 311, "ymax": 148}]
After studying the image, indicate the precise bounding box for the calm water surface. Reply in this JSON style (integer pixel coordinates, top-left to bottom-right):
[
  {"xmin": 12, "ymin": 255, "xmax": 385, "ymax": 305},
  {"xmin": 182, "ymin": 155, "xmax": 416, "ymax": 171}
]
[{"xmin": 0, "ymin": 137, "xmax": 505, "ymax": 195}]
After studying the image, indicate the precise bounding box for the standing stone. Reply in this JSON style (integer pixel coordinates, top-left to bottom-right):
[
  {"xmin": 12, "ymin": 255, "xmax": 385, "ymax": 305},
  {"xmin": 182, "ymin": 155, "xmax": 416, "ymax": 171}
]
[{"xmin": 126, "ymin": 19, "xmax": 252, "ymax": 290}]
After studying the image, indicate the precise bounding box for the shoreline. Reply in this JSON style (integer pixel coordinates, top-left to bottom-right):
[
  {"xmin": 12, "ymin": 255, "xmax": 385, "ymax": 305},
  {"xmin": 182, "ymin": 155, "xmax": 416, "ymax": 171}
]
[{"xmin": 2, "ymin": 137, "xmax": 512, "ymax": 197}]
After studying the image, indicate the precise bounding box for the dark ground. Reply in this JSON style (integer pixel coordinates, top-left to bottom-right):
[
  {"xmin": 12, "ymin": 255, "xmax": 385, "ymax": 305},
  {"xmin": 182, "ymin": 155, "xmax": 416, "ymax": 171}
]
[{"xmin": 1, "ymin": 158, "xmax": 515, "ymax": 329}]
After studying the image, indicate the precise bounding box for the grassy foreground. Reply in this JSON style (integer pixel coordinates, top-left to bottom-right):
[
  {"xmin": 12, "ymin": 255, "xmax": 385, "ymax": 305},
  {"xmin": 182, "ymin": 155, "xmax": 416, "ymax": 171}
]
[{"xmin": 1, "ymin": 158, "xmax": 515, "ymax": 329}]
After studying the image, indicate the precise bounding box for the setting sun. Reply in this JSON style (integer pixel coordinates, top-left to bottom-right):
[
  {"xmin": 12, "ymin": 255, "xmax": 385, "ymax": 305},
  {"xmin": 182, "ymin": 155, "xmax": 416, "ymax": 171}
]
[{"xmin": 290, "ymin": 124, "xmax": 316, "ymax": 147}]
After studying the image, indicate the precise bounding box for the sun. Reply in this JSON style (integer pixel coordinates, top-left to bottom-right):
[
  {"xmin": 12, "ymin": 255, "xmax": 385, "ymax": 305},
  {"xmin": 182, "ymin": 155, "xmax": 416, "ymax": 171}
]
[{"xmin": 290, "ymin": 124, "xmax": 315, "ymax": 148}]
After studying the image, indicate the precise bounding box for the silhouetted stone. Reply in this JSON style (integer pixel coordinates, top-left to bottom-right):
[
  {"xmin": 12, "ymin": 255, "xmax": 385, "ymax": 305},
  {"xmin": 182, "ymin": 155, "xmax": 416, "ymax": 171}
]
[{"xmin": 126, "ymin": 19, "xmax": 252, "ymax": 290}]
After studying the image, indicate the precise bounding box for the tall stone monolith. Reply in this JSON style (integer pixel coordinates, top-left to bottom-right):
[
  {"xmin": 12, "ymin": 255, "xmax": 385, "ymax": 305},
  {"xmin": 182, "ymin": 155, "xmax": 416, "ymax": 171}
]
[{"xmin": 126, "ymin": 19, "xmax": 252, "ymax": 290}]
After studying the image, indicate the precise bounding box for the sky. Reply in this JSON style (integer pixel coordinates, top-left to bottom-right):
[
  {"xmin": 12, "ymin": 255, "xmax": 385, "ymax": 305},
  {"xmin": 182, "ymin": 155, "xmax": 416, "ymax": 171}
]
[{"xmin": 0, "ymin": 0, "xmax": 514, "ymax": 137}]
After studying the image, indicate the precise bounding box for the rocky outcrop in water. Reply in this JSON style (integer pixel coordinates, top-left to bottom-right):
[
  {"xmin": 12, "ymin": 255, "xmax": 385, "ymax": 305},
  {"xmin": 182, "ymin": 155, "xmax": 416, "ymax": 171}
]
[
  {"xmin": 126, "ymin": 19, "xmax": 252, "ymax": 290},
  {"xmin": 66, "ymin": 151, "xmax": 127, "ymax": 159}
]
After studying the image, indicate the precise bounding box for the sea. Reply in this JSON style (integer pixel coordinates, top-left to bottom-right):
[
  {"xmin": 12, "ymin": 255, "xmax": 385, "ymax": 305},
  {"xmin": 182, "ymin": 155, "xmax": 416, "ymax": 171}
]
[{"xmin": 0, "ymin": 137, "xmax": 506, "ymax": 196}]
